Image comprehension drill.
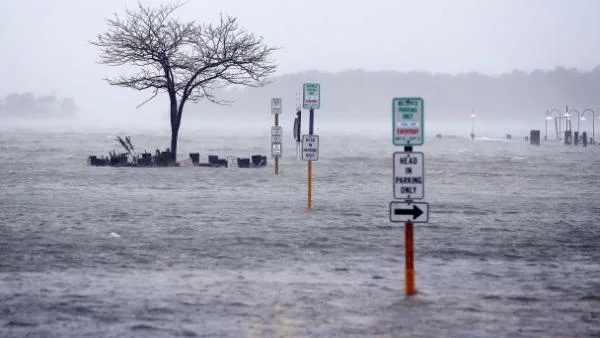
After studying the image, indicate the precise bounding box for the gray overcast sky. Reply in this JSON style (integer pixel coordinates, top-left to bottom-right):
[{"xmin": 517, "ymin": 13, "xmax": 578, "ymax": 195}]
[{"xmin": 1, "ymin": 0, "xmax": 599, "ymax": 118}]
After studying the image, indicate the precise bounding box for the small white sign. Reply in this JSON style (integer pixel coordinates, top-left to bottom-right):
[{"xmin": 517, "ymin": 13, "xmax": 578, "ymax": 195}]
[
  {"xmin": 302, "ymin": 134, "xmax": 319, "ymax": 161},
  {"xmin": 227, "ymin": 155, "xmax": 237, "ymax": 168},
  {"xmin": 389, "ymin": 201, "xmax": 429, "ymax": 223},
  {"xmin": 271, "ymin": 134, "xmax": 282, "ymax": 143},
  {"xmin": 271, "ymin": 97, "xmax": 282, "ymax": 115},
  {"xmin": 271, "ymin": 143, "xmax": 282, "ymax": 158},
  {"xmin": 303, "ymin": 83, "xmax": 320, "ymax": 110},
  {"xmin": 393, "ymin": 152, "xmax": 424, "ymax": 200},
  {"xmin": 271, "ymin": 126, "xmax": 282, "ymax": 136}
]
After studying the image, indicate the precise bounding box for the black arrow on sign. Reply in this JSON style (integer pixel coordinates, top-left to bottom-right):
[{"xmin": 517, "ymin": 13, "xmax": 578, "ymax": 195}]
[{"xmin": 394, "ymin": 205, "xmax": 423, "ymax": 219}]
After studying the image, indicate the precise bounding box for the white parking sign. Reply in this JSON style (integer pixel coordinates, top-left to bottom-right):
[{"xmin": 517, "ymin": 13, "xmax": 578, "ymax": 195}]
[{"xmin": 302, "ymin": 135, "xmax": 319, "ymax": 161}]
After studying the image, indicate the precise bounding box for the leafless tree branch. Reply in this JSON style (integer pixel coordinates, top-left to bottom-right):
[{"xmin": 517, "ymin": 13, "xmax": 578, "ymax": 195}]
[{"xmin": 91, "ymin": 2, "xmax": 277, "ymax": 162}]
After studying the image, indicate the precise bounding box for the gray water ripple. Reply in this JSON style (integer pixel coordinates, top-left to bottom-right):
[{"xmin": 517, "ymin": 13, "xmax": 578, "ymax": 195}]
[{"xmin": 1, "ymin": 130, "xmax": 600, "ymax": 336}]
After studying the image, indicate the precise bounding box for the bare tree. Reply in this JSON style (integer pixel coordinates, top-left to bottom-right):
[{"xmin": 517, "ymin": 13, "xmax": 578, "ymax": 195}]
[{"xmin": 91, "ymin": 2, "xmax": 277, "ymax": 163}]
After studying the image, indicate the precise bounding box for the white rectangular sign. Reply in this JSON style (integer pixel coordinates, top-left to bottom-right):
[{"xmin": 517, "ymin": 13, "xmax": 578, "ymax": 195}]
[
  {"xmin": 271, "ymin": 143, "xmax": 281, "ymax": 158},
  {"xmin": 271, "ymin": 126, "xmax": 282, "ymax": 136},
  {"xmin": 271, "ymin": 97, "xmax": 282, "ymax": 115},
  {"xmin": 303, "ymin": 83, "xmax": 320, "ymax": 110},
  {"xmin": 227, "ymin": 155, "xmax": 237, "ymax": 168},
  {"xmin": 302, "ymin": 134, "xmax": 319, "ymax": 161},
  {"xmin": 392, "ymin": 97, "xmax": 424, "ymax": 146},
  {"xmin": 389, "ymin": 201, "xmax": 429, "ymax": 223},
  {"xmin": 393, "ymin": 152, "xmax": 424, "ymax": 200}
]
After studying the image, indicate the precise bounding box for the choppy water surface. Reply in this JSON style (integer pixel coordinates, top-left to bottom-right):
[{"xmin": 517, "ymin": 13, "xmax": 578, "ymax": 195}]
[{"xmin": 1, "ymin": 126, "xmax": 599, "ymax": 337}]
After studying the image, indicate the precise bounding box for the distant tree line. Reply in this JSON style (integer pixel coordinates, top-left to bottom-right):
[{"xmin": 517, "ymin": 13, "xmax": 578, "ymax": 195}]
[
  {"xmin": 0, "ymin": 93, "xmax": 76, "ymax": 118},
  {"xmin": 189, "ymin": 66, "xmax": 600, "ymax": 124}
]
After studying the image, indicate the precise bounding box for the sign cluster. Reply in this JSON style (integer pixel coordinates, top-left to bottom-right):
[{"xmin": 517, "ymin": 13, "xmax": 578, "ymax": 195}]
[
  {"xmin": 271, "ymin": 98, "xmax": 282, "ymax": 158},
  {"xmin": 301, "ymin": 83, "xmax": 320, "ymax": 161},
  {"xmin": 390, "ymin": 97, "xmax": 429, "ymax": 223}
]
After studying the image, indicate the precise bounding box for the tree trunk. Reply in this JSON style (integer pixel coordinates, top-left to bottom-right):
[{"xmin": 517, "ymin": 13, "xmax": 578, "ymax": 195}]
[
  {"xmin": 169, "ymin": 95, "xmax": 179, "ymax": 164},
  {"xmin": 170, "ymin": 123, "xmax": 179, "ymax": 164}
]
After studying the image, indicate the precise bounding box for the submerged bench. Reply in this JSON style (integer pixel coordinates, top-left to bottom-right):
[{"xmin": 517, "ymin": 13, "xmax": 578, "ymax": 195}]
[{"xmin": 190, "ymin": 153, "xmax": 267, "ymax": 168}]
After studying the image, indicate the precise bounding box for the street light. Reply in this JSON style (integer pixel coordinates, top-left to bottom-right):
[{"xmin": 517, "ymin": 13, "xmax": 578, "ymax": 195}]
[
  {"xmin": 545, "ymin": 111, "xmax": 553, "ymax": 141},
  {"xmin": 581, "ymin": 108, "xmax": 596, "ymax": 144},
  {"xmin": 470, "ymin": 113, "xmax": 476, "ymax": 140},
  {"xmin": 548, "ymin": 108, "xmax": 563, "ymax": 140},
  {"xmin": 567, "ymin": 109, "xmax": 581, "ymax": 132},
  {"xmin": 564, "ymin": 112, "xmax": 572, "ymax": 134}
]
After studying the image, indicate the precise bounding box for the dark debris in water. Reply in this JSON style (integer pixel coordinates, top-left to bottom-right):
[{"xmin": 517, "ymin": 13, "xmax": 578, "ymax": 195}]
[
  {"xmin": 340, "ymin": 212, "xmax": 362, "ymax": 217},
  {"xmin": 4, "ymin": 320, "xmax": 37, "ymax": 327}
]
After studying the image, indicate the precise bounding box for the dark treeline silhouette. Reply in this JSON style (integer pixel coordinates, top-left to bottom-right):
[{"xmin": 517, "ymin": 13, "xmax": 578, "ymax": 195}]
[
  {"xmin": 0, "ymin": 93, "xmax": 76, "ymax": 119},
  {"xmin": 190, "ymin": 66, "xmax": 600, "ymax": 125}
]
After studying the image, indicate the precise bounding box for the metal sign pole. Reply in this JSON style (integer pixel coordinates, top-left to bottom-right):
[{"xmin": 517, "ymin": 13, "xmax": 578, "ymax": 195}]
[
  {"xmin": 405, "ymin": 219, "xmax": 415, "ymax": 295},
  {"xmin": 404, "ymin": 144, "xmax": 416, "ymax": 296},
  {"xmin": 294, "ymin": 110, "xmax": 301, "ymax": 160},
  {"xmin": 307, "ymin": 108, "xmax": 314, "ymax": 210},
  {"xmin": 275, "ymin": 113, "xmax": 279, "ymax": 175}
]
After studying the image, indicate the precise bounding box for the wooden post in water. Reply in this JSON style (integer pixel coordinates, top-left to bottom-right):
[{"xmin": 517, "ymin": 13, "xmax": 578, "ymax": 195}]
[
  {"xmin": 405, "ymin": 220, "xmax": 416, "ymax": 295},
  {"xmin": 307, "ymin": 108, "xmax": 314, "ymax": 210},
  {"xmin": 404, "ymin": 144, "xmax": 416, "ymax": 296},
  {"xmin": 274, "ymin": 113, "xmax": 279, "ymax": 175},
  {"xmin": 307, "ymin": 160, "xmax": 312, "ymax": 209}
]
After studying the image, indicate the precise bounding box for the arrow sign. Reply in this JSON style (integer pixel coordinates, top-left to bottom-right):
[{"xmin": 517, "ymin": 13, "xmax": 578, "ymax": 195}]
[
  {"xmin": 389, "ymin": 201, "xmax": 429, "ymax": 223},
  {"xmin": 394, "ymin": 205, "xmax": 423, "ymax": 218}
]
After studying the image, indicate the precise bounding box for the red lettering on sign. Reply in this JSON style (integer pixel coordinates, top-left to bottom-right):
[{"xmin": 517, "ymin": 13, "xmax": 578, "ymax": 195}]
[{"xmin": 397, "ymin": 128, "xmax": 419, "ymax": 135}]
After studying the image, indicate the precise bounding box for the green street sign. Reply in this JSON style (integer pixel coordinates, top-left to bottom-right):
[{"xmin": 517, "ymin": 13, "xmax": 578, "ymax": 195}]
[
  {"xmin": 392, "ymin": 97, "xmax": 424, "ymax": 146},
  {"xmin": 271, "ymin": 97, "xmax": 282, "ymax": 115},
  {"xmin": 303, "ymin": 83, "xmax": 320, "ymax": 110}
]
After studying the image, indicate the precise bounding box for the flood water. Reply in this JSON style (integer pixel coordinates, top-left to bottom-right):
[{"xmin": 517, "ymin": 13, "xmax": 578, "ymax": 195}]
[{"xmin": 1, "ymin": 125, "xmax": 599, "ymax": 337}]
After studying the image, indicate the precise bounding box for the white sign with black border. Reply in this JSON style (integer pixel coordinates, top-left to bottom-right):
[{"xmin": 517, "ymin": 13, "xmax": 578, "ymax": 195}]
[
  {"xmin": 302, "ymin": 134, "xmax": 319, "ymax": 161},
  {"xmin": 389, "ymin": 201, "xmax": 429, "ymax": 223},
  {"xmin": 393, "ymin": 151, "xmax": 424, "ymax": 200},
  {"xmin": 271, "ymin": 143, "xmax": 282, "ymax": 158}
]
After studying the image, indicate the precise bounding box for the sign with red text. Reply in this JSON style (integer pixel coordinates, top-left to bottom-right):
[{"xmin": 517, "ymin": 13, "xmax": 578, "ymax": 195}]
[
  {"xmin": 303, "ymin": 83, "xmax": 320, "ymax": 110},
  {"xmin": 392, "ymin": 97, "xmax": 424, "ymax": 146}
]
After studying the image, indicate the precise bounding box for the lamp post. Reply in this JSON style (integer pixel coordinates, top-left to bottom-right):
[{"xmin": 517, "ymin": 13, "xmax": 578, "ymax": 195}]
[
  {"xmin": 548, "ymin": 109, "xmax": 562, "ymax": 140},
  {"xmin": 545, "ymin": 111, "xmax": 553, "ymax": 141},
  {"xmin": 470, "ymin": 111, "xmax": 476, "ymax": 140},
  {"xmin": 563, "ymin": 112, "xmax": 572, "ymax": 144},
  {"xmin": 568, "ymin": 109, "xmax": 581, "ymax": 132},
  {"xmin": 564, "ymin": 112, "xmax": 571, "ymax": 131},
  {"xmin": 581, "ymin": 108, "xmax": 596, "ymax": 144}
]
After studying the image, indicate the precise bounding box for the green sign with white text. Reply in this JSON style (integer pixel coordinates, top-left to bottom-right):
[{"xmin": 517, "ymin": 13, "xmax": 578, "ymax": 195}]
[
  {"xmin": 392, "ymin": 97, "xmax": 424, "ymax": 146},
  {"xmin": 303, "ymin": 83, "xmax": 320, "ymax": 110}
]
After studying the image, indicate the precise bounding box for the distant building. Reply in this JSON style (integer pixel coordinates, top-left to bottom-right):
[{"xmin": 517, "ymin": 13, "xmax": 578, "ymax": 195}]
[{"xmin": 0, "ymin": 93, "xmax": 77, "ymax": 119}]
